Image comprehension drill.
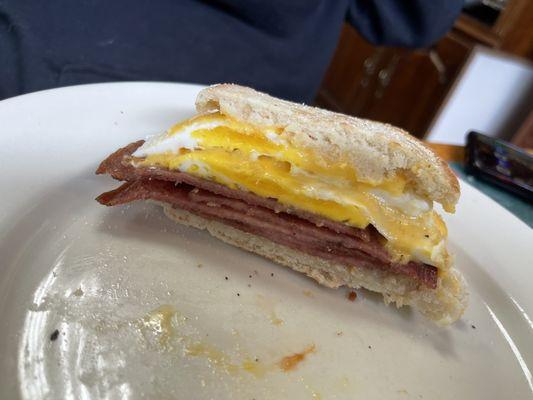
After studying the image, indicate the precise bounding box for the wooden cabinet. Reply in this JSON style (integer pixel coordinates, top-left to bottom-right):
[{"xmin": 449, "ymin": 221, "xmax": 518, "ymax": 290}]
[
  {"xmin": 315, "ymin": 25, "xmax": 472, "ymax": 138},
  {"xmin": 315, "ymin": 0, "xmax": 533, "ymax": 140}
]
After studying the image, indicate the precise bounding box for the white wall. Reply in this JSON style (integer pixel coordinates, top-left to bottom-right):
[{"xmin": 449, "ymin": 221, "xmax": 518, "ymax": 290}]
[{"xmin": 426, "ymin": 46, "xmax": 533, "ymax": 145}]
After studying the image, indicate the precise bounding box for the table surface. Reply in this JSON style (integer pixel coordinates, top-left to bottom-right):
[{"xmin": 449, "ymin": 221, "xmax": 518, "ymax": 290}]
[{"xmin": 425, "ymin": 142, "xmax": 532, "ymax": 227}]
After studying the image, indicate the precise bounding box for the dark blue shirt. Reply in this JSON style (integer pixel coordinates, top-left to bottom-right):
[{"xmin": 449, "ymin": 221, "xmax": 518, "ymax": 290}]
[{"xmin": 0, "ymin": 0, "xmax": 462, "ymax": 102}]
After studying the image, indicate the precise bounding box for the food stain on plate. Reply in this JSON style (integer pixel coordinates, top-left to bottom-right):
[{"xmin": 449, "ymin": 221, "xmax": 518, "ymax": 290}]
[
  {"xmin": 137, "ymin": 305, "xmax": 316, "ymax": 379},
  {"xmin": 255, "ymin": 294, "xmax": 284, "ymax": 326},
  {"xmin": 278, "ymin": 344, "xmax": 316, "ymax": 372},
  {"xmin": 137, "ymin": 304, "xmax": 176, "ymax": 349}
]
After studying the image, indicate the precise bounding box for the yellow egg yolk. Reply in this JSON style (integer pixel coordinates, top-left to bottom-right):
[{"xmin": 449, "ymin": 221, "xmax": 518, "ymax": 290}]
[{"xmin": 133, "ymin": 112, "xmax": 449, "ymax": 269}]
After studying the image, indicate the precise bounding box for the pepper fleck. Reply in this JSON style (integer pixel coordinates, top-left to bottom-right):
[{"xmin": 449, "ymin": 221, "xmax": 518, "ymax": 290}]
[
  {"xmin": 237, "ymin": 293, "xmax": 240, "ymax": 296},
  {"xmin": 50, "ymin": 329, "xmax": 59, "ymax": 342},
  {"xmin": 225, "ymin": 276, "xmax": 228, "ymax": 280},
  {"xmin": 471, "ymin": 325, "xmax": 476, "ymax": 329}
]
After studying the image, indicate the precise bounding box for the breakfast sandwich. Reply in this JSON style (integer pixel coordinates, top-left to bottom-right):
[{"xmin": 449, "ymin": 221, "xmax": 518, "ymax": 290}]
[{"xmin": 96, "ymin": 84, "xmax": 467, "ymax": 325}]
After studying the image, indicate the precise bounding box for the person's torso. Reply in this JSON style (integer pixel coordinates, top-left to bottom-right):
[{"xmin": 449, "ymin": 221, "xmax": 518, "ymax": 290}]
[{"xmin": 0, "ymin": 0, "xmax": 348, "ymax": 102}]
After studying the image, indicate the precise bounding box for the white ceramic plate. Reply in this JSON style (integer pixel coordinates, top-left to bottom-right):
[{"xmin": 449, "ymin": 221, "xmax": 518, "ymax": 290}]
[{"xmin": 1, "ymin": 83, "xmax": 532, "ymax": 400}]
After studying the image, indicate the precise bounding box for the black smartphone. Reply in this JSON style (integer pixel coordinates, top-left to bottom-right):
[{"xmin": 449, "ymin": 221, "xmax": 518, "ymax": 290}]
[{"xmin": 465, "ymin": 131, "xmax": 533, "ymax": 202}]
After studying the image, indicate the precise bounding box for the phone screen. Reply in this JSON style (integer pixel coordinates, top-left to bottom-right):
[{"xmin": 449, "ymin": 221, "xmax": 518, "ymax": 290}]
[{"xmin": 465, "ymin": 132, "xmax": 533, "ymax": 202}]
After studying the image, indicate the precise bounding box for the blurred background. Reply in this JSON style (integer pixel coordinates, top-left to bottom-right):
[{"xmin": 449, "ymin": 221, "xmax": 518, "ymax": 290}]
[
  {"xmin": 1, "ymin": 0, "xmax": 531, "ymax": 148},
  {"xmin": 315, "ymin": 0, "xmax": 533, "ymax": 149}
]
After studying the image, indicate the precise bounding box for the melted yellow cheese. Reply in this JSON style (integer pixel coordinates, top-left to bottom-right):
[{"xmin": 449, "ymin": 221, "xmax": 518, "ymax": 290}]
[{"xmin": 133, "ymin": 112, "xmax": 449, "ymax": 269}]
